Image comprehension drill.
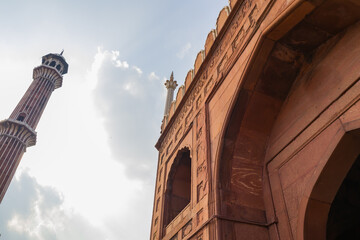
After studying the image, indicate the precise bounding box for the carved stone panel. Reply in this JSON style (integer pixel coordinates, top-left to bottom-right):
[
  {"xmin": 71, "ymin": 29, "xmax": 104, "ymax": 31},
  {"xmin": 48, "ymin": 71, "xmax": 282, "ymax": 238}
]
[
  {"xmin": 197, "ymin": 181, "xmax": 207, "ymax": 202},
  {"xmin": 197, "ymin": 209, "xmax": 204, "ymax": 226},
  {"xmin": 182, "ymin": 220, "xmax": 193, "ymax": 238},
  {"xmin": 195, "ymin": 109, "xmax": 209, "ymax": 205}
]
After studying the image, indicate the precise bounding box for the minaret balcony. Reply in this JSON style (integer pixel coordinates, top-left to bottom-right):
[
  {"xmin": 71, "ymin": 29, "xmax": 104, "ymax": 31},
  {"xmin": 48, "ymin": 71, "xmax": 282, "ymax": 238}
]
[
  {"xmin": 33, "ymin": 65, "xmax": 63, "ymax": 89},
  {"xmin": 0, "ymin": 119, "xmax": 37, "ymax": 147}
]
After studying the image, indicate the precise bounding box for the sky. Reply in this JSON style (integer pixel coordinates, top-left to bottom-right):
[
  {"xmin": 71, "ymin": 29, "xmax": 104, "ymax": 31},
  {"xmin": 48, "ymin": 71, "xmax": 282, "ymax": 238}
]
[{"xmin": 0, "ymin": 0, "xmax": 228, "ymax": 239}]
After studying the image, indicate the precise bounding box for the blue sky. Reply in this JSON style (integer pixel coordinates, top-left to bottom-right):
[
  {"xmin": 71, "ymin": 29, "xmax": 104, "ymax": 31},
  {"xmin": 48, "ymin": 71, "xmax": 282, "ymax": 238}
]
[{"xmin": 0, "ymin": 1, "xmax": 228, "ymax": 239}]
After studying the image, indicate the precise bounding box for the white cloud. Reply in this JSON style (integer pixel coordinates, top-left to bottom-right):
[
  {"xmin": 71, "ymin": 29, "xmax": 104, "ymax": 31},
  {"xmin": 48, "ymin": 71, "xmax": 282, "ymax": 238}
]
[
  {"xmin": 115, "ymin": 60, "xmax": 129, "ymax": 69},
  {"xmin": 0, "ymin": 171, "xmax": 106, "ymax": 240},
  {"xmin": 93, "ymin": 47, "xmax": 163, "ymax": 182},
  {"xmin": 132, "ymin": 66, "xmax": 143, "ymax": 75},
  {"xmin": 109, "ymin": 50, "xmax": 129, "ymax": 69},
  {"xmin": 148, "ymin": 72, "xmax": 160, "ymax": 81},
  {"xmin": 176, "ymin": 42, "xmax": 192, "ymax": 59}
]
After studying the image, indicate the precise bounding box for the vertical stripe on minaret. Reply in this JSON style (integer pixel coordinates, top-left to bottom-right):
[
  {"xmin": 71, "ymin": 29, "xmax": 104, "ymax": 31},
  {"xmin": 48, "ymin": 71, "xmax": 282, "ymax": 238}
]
[
  {"xmin": 0, "ymin": 52, "xmax": 68, "ymax": 203},
  {"xmin": 164, "ymin": 72, "xmax": 178, "ymax": 116}
]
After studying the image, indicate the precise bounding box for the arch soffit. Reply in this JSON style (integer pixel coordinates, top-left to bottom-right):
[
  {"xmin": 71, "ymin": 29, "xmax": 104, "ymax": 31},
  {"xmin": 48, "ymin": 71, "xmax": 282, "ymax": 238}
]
[
  {"xmin": 212, "ymin": 0, "xmax": 359, "ymax": 192},
  {"xmin": 212, "ymin": 2, "xmax": 314, "ymax": 187}
]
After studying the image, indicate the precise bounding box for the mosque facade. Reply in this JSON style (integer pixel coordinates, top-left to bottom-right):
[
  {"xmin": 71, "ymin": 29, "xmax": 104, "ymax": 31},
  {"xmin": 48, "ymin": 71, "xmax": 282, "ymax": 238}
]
[{"xmin": 150, "ymin": 0, "xmax": 360, "ymax": 239}]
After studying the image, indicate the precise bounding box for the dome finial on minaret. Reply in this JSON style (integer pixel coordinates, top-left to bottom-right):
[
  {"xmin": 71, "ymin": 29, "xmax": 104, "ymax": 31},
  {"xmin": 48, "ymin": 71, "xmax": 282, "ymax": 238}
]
[
  {"xmin": 164, "ymin": 71, "xmax": 178, "ymax": 116},
  {"xmin": 170, "ymin": 71, "xmax": 174, "ymax": 81},
  {"xmin": 60, "ymin": 49, "xmax": 64, "ymax": 55}
]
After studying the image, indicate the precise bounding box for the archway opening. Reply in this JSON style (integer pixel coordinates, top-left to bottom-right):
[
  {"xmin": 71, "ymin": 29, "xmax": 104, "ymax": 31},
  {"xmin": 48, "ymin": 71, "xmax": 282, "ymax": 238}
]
[
  {"xmin": 304, "ymin": 131, "xmax": 360, "ymax": 240},
  {"xmin": 326, "ymin": 154, "xmax": 360, "ymax": 239},
  {"xmin": 163, "ymin": 149, "xmax": 191, "ymax": 227}
]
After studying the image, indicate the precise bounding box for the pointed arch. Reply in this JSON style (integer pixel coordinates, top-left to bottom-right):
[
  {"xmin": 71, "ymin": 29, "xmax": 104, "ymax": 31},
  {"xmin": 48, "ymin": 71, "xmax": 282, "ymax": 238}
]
[
  {"xmin": 163, "ymin": 147, "xmax": 192, "ymax": 227},
  {"xmin": 298, "ymin": 129, "xmax": 360, "ymax": 240}
]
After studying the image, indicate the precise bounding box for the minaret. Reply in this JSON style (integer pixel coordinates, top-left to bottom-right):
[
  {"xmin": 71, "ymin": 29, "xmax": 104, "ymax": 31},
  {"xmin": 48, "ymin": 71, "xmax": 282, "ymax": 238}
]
[
  {"xmin": 0, "ymin": 52, "xmax": 68, "ymax": 203},
  {"xmin": 164, "ymin": 72, "xmax": 178, "ymax": 116}
]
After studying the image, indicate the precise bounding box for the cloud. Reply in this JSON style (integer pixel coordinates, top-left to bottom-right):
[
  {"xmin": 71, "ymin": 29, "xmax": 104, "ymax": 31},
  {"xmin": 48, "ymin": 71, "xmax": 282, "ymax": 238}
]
[
  {"xmin": 115, "ymin": 60, "xmax": 129, "ymax": 69},
  {"xmin": 0, "ymin": 171, "xmax": 106, "ymax": 240},
  {"xmin": 176, "ymin": 42, "xmax": 192, "ymax": 59},
  {"xmin": 132, "ymin": 66, "xmax": 143, "ymax": 75},
  {"xmin": 148, "ymin": 72, "xmax": 160, "ymax": 81},
  {"xmin": 111, "ymin": 50, "xmax": 129, "ymax": 69},
  {"xmin": 101, "ymin": 181, "xmax": 154, "ymax": 240},
  {"xmin": 91, "ymin": 48, "xmax": 163, "ymax": 182}
]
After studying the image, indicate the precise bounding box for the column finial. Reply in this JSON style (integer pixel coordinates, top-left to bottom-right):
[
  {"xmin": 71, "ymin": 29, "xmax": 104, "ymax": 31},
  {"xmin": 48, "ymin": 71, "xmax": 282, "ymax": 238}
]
[
  {"xmin": 170, "ymin": 71, "xmax": 174, "ymax": 81},
  {"xmin": 164, "ymin": 71, "xmax": 178, "ymax": 116},
  {"xmin": 165, "ymin": 71, "xmax": 177, "ymax": 90}
]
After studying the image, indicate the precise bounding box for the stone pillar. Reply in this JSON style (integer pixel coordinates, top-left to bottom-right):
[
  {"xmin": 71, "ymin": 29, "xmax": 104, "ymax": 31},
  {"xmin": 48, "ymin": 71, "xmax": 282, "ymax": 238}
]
[
  {"xmin": 164, "ymin": 72, "xmax": 178, "ymax": 116},
  {"xmin": 0, "ymin": 52, "xmax": 68, "ymax": 203}
]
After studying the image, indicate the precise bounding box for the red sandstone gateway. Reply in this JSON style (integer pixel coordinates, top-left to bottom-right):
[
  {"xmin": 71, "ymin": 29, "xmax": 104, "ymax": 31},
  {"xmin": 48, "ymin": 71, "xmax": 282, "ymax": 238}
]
[{"xmin": 150, "ymin": 0, "xmax": 360, "ymax": 239}]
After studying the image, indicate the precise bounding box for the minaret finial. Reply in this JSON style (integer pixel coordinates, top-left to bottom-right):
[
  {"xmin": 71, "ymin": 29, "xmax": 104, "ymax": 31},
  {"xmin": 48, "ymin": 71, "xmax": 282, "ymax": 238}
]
[
  {"xmin": 164, "ymin": 71, "xmax": 178, "ymax": 116},
  {"xmin": 170, "ymin": 71, "xmax": 174, "ymax": 81},
  {"xmin": 60, "ymin": 49, "xmax": 64, "ymax": 55}
]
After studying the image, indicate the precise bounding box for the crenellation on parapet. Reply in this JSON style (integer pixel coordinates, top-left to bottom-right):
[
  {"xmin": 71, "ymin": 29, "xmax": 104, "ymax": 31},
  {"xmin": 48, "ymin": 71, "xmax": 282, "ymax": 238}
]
[
  {"xmin": 194, "ymin": 50, "xmax": 205, "ymax": 76},
  {"xmin": 184, "ymin": 69, "xmax": 194, "ymax": 92},
  {"xmin": 175, "ymin": 85, "xmax": 185, "ymax": 111},
  {"xmin": 160, "ymin": 1, "xmax": 235, "ymax": 133},
  {"xmin": 204, "ymin": 29, "xmax": 217, "ymax": 56},
  {"xmin": 229, "ymin": 0, "xmax": 237, "ymax": 10},
  {"xmin": 216, "ymin": 6, "xmax": 231, "ymax": 34}
]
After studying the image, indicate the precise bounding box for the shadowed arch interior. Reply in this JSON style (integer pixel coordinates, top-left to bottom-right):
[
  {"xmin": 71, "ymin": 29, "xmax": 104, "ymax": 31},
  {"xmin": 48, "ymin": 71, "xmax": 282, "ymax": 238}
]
[
  {"xmin": 327, "ymin": 154, "xmax": 360, "ymax": 239},
  {"xmin": 304, "ymin": 130, "xmax": 360, "ymax": 240},
  {"xmin": 163, "ymin": 148, "xmax": 191, "ymax": 227}
]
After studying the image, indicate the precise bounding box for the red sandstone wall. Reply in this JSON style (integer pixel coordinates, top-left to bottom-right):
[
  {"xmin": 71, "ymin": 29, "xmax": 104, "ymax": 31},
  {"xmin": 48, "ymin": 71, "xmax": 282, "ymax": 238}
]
[
  {"xmin": 151, "ymin": 0, "xmax": 360, "ymax": 239},
  {"xmin": 265, "ymin": 22, "xmax": 360, "ymax": 239}
]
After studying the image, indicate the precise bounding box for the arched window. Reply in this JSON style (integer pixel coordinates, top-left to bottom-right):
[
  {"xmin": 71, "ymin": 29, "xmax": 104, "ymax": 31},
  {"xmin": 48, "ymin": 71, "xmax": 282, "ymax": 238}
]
[
  {"xmin": 49, "ymin": 61, "xmax": 56, "ymax": 67},
  {"xmin": 163, "ymin": 148, "xmax": 191, "ymax": 227},
  {"xmin": 16, "ymin": 113, "xmax": 26, "ymax": 122},
  {"xmin": 56, "ymin": 64, "xmax": 61, "ymax": 71}
]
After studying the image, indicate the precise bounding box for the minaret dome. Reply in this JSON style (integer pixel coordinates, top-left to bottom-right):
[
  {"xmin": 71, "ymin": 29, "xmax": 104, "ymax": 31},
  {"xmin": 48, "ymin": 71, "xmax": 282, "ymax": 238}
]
[{"xmin": 41, "ymin": 53, "xmax": 69, "ymax": 75}]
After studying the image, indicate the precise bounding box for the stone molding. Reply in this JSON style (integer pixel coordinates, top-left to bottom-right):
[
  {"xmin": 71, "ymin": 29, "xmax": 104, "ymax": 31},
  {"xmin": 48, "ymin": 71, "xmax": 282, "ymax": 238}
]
[{"xmin": 0, "ymin": 119, "xmax": 37, "ymax": 147}]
